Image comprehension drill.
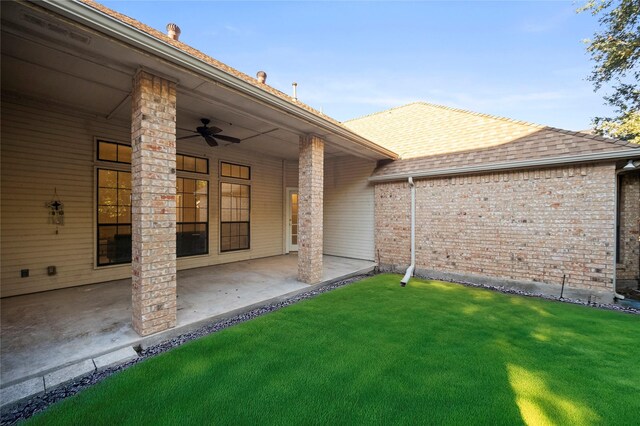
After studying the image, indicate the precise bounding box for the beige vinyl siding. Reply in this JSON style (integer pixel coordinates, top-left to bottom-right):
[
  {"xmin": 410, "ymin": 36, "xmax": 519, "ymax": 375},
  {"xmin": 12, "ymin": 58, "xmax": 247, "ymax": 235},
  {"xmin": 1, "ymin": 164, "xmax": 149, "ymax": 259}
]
[
  {"xmin": 323, "ymin": 156, "xmax": 376, "ymax": 261},
  {"xmin": 284, "ymin": 160, "xmax": 299, "ymax": 188},
  {"xmin": 1, "ymin": 99, "xmax": 131, "ymax": 297},
  {"xmin": 1, "ymin": 99, "xmax": 284, "ymax": 297}
]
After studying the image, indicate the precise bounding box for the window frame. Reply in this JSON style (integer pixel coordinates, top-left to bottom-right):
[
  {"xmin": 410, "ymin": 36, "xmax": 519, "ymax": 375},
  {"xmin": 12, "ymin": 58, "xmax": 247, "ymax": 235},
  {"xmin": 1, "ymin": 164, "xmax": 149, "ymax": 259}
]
[
  {"xmin": 176, "ymin": 176, "xmax": 210, "ymax": 258},
  {"xmin": 219, "ymin": 160, "xmax": 251, "ymax": 253},
  {"xmin": 94, "ymin": 138, "xmax": 212, "ymax": 266},
  {"xmin": 220, "ymin": 161, "xmax": 251, "ymax": 180}
]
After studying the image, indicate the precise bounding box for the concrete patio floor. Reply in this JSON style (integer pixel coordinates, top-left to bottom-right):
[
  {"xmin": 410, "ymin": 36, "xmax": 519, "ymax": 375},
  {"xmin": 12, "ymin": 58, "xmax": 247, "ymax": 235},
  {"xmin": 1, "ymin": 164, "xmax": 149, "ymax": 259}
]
[{"xmin": 1, "ymin": 254, "xmax": 375, "ymax": 388}]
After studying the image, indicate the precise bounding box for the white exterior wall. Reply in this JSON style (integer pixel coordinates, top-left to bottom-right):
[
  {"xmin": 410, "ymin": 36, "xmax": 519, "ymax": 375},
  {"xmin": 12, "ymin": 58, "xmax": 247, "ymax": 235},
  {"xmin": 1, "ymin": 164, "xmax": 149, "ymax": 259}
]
[
  {"xmin": 285, "ymin": 157, "xmax": 376, "ymax": 261},
  {"xmin": 1, "ymin": 99, "xmax": 284, "ymax": 297}
]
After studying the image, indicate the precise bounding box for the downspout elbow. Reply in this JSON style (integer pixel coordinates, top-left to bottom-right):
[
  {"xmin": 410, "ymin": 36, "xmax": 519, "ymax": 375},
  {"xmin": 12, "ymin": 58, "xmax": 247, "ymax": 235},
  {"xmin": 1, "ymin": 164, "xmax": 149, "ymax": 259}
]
[{"xmin": 401, "ymin": 177, "xmax": 416, "ymax": 287}]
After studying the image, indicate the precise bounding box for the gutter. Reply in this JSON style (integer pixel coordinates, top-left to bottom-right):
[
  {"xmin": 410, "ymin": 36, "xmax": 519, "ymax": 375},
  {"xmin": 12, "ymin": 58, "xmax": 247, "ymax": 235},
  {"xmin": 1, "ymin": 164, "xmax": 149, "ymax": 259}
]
[
  {"xmin": 369, "ymin": 149, "xmax": 640, "ymax": 183},
  {"xmin": 37, "ymin": 0, "xmax": 398, "ymax": 161}
]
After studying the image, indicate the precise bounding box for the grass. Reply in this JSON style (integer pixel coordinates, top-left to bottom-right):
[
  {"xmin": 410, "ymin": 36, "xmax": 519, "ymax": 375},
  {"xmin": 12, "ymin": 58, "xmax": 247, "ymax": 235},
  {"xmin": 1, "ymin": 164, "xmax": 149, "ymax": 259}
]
[{"xmin": 29, "ymin": 274, "xmax": 639, "ymax": 425}]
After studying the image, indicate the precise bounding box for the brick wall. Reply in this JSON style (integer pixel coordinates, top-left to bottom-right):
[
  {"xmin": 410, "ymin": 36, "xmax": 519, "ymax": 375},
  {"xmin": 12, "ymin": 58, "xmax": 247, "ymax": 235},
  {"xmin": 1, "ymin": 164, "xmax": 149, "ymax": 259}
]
[
  {"xmin": 374, "ymin": 163, "xmax": 617, "ymax": 293},
  {"xmin": 617, "ymin": 171, "xmax": 640, "ymax": 285},
  {"xmin": 131, "ymin": 70, "xmax": 177, "ymax": 336},
  {"xmin": 298, "ymin": 135, "xmax": 324, "ymax": 284}
]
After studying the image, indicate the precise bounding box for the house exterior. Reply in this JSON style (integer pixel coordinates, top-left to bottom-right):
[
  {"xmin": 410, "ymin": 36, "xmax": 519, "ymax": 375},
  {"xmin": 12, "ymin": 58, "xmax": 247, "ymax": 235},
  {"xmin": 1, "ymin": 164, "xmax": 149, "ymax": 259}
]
[
  {"xmin": 1, "ymin": 0, "xmax": 638, "ymax": 338},
  {"xmin": 345, "ymin": 103, "xmax": 640, "ymax": 299}
]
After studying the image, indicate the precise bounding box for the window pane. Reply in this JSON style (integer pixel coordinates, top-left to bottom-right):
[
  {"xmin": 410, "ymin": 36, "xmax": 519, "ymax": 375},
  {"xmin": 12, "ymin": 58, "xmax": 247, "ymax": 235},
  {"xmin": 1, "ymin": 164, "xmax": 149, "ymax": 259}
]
[
  {"xmin": 196, "ymin": 158, "xmax": 208, "ymax": 174},
  {"xmin": 240, "ymin": 211, "xmax": 249, "ymax": 222},
  {"xmin": 184, "ymin": 194, "xmax": 195, "ymax": 208},
  {"xmin": 118, "ymin": 189, "xmax": 131, "ymax": 206},
  {"xmin": 221, "ymin": 162, "xmax": 231, "ymax": 177},
  {"xmin": 183, "ymin": 208, "xmax": 195, "ymax": 222},
  {"xmin": 183, "ymin": 156, "xmax": 196, "ymax": 172},
  {"xmin": 184, "ymin": 179, "xmax": 195, "ymax": 193},
  {"xmin": 240, "ymin": 166, "xmax": 249, "ymax": 180},
  {"xmin": 176, "ymin": 155, "xmax": 184, "ymax": 171},
  {"xmin": 98, "ymin": 170, "xmax": 117, "ymax": 188},
  {"xmin": 118, "ymin": 145, "xmax": 132, "ymax": 164},
  {"xmin": 117, "ymin": 206, "xmax": 131, "ymax": 224},
  {"xmin": 99, "ymin": 206, "xmax": 117, "ymax": 224},
  {"xmin": 239, "ymin": 223, "xmax": 249, "ymax": 236},
  {"xmin": 99, "ymin": 142, "xmax": 117, "ymax": 162},
  {"xmin": 118, "ymin": 172, "xmax": 131, "ymax": 189},
  {"xmin": 99, "ymin": 188, "xmax": 117, "ymax": 206}
]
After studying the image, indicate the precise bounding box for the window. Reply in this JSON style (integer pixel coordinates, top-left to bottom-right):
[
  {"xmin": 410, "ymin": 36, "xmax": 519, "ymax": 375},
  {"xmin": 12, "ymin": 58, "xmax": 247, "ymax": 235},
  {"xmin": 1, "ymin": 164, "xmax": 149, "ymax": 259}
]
[
  {"xmin": 177, "ymin": 178, "xmax": 209, "ymax": 257},
  {"xmin": 177, "ymin": 154, "xmax": 208, "ymax": 174},
  {"xmin": 98, "ymin": 140, "xmax": 132, "ymax": 164},
  {"xmin": 221, "ymin": 161, "xmax": 250, "ymax": 180},
  {"xmin": 220, "ymin": 182, "xmax": 250, "ymax": 252},
  {"xmin": 97, "ymin": 169, "xmax": 132, "ymax": 265},
  {"xmin": 96, "ymin": 140, "xmax": 210, "ymax": 265}
]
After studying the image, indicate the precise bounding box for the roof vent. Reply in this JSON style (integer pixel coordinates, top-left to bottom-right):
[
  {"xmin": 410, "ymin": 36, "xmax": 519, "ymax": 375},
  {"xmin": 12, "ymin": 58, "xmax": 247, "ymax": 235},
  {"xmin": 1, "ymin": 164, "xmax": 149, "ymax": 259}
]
[
  {"xmin": 166, "ymin": 23, "xmax": 181, "ymax": 41},
  {"xmin": 292, "ymin": 82, "xmax": 298, "ymax": 101},
  {"xmin": 256, "ymin": 71, "xmax": 267, "ymax": 84}
]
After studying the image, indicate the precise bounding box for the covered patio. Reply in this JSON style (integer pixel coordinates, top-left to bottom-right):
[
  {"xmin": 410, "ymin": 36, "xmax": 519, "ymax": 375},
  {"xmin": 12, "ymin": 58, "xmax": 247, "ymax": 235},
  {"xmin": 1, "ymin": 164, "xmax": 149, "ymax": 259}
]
[{"xmin": 1, "ymin": 254, "xmax": 375, "ymax": 389}]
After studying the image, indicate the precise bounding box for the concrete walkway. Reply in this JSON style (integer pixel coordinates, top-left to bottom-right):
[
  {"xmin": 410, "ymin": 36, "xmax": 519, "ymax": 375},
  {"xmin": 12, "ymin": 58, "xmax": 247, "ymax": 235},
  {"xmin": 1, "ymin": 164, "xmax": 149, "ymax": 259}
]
[{"xmin": 1, "ymin": 254, "xmax": 375, "ymax": 405}]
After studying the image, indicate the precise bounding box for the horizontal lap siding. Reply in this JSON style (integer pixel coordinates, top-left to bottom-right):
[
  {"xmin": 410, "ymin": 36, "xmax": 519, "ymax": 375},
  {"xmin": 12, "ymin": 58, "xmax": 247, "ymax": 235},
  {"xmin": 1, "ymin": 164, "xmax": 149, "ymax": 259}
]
[
  {"xmin": 375, "ymin": 164, "xmax": 617, "ymax": 292},
  {"xmin": 1, "ymin": 100, "xmax": 284, "ymax": 297},
  {"xmin": 1, "ymin": 100, "xmax": 130, "ymax": 297},
  {"xmin": 323, "ymin": 157, "xmax": 376, "ymax": 260}
]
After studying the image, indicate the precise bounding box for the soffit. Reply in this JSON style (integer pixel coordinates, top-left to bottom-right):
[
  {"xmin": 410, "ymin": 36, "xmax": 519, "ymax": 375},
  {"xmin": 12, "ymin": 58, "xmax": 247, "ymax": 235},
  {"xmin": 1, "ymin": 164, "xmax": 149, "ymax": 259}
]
[{"xmin": 1, "ymin": 1, "xmax": 389, "ymax": 161}]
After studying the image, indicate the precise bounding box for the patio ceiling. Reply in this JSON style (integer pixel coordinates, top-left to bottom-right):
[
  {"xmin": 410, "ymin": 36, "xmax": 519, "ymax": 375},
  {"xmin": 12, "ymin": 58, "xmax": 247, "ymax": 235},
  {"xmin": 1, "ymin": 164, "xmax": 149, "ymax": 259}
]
[{"xmin": 1, "ymin": 1, "xmax": 396, "ymax": 161}]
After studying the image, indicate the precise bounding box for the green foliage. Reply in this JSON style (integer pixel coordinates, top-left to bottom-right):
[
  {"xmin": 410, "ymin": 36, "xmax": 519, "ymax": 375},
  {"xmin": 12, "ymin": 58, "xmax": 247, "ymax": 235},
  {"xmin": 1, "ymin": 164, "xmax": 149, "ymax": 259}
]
[
  {"xmin": 580, "ymin": 0, "xmax": 640, "ymax": 143},
  {"xmin": 29, "ymin": 275, "xmax": 640, "ymax": 425}
]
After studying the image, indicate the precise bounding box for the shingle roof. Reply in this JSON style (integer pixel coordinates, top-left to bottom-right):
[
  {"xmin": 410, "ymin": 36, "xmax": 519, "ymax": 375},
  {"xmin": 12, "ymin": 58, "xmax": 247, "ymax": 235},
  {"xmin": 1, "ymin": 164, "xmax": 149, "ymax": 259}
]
[
  {"xmin": 77, "ymin": 0, "xmax": 349, "ymax": 131},
  {"xmin": 344, "ymin": 102, "xmax": 637, "ymax": 178}
]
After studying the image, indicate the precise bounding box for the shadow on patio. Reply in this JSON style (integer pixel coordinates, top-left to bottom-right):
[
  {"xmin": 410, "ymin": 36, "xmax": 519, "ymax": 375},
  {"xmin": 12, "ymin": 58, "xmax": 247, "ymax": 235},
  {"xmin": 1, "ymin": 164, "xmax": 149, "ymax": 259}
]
[{"xmin": 1, "ymin": 254, "xmax": 375, "ymax": 387}]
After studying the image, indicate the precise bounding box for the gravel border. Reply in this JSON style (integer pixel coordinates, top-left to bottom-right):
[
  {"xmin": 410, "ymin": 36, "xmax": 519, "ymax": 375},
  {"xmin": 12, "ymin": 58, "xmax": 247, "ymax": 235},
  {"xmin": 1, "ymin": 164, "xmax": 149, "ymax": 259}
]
[
  {"xmin": 2, "ymin": 271, "xmax": 637, "ymax": 424},
  {"xmin": 411, "ymin": 271, "xmax": 640, "ymax": 315}
]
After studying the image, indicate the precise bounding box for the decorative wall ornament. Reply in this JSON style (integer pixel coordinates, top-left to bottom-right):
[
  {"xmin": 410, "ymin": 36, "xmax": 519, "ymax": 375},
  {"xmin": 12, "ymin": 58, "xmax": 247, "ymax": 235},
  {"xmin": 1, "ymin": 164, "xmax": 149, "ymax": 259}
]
[{"xmin": 46, "ymin": 188, "xmax": 64, "ymax": 233}]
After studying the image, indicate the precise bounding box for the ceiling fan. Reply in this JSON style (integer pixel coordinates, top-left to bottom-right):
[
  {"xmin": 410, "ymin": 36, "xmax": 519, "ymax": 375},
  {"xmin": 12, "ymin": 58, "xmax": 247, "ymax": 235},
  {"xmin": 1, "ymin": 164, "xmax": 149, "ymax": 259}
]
[{"xmin": 177, "ymin": 118, "xmax": 241, "ymax": 147}]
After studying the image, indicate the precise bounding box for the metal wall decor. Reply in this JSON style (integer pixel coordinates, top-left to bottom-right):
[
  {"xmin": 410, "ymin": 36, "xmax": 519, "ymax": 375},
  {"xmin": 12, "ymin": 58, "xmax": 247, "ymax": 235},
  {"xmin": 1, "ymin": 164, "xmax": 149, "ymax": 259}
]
[{"xmin": 46, "ymin": 188, "xmax": 64, "ymax": 233}]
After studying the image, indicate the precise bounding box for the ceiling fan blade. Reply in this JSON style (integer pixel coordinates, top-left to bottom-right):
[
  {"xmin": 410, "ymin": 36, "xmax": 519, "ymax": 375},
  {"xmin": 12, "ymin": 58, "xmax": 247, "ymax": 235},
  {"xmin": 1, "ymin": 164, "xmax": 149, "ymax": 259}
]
[
  {"xmin": 177, "ymin": 134, "xmax": 202, "ymax": 140},
  {"xmin": 204, "ymin": 135, "xmax": 218, "ymax": 147},
  {"xmin": 213, "ymin": 134, "xmax": 241, "ymax": 144}
]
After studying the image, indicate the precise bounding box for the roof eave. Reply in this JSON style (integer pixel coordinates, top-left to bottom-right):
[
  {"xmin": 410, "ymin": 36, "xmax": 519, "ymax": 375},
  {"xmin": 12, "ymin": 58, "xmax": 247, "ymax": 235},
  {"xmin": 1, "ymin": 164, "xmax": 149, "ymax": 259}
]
[
  {"xmin": 369, "ymin": 149, "xmax": 640, "ymax": 183},
  {"xmin": 38, "ymin": 0, "xmax": 398, "ymax": 160}
]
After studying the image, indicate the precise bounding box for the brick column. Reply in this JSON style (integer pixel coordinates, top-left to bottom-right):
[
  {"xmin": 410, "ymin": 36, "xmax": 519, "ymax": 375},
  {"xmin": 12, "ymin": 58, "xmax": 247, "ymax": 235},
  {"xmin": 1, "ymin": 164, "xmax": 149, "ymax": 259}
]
[
  {"xmin": 298, "ymin": 134, "xmax": 324, "ymax": 283},
  {"xmin": 131, "ymin": 70, "xmax": 177, "ymax": 336}
]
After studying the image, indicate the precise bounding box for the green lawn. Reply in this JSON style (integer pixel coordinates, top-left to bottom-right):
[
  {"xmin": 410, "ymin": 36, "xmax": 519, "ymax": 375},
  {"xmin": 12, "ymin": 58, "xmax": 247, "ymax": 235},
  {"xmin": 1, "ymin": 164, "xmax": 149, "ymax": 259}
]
[{"xmin": 29, "ymin": 274, "xmax": 639, "ymax": 425}]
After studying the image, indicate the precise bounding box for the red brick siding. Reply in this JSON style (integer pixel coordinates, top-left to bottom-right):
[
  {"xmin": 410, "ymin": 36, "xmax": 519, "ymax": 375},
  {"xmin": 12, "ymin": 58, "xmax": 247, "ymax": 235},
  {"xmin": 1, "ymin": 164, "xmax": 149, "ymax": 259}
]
[{"xmin": 374, "ymin": 163, "xmax": 616, "ymax": 292}]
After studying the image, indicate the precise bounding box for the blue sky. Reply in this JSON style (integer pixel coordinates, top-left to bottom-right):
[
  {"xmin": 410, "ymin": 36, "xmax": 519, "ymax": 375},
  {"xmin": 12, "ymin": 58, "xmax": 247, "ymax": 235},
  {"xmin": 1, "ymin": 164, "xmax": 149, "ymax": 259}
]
[{"xmin": 102, "ymin": 0, "xmax": 612, "ymax": 131}]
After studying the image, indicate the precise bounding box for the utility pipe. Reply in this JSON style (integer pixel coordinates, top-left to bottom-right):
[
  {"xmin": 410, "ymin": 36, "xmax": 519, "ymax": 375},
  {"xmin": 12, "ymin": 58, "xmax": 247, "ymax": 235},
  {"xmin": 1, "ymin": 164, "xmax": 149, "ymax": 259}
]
[{"xmin": 401, "ymin": 177, "xmax": 416, "ymax": 286}]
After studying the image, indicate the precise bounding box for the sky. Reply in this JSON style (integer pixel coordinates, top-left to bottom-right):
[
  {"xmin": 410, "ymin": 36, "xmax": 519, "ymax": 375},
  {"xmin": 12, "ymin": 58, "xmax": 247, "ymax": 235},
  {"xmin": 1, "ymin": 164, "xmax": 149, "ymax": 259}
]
[{"xmin": 101, "ymin": 0, "xmax": 614, "ymax": 131}]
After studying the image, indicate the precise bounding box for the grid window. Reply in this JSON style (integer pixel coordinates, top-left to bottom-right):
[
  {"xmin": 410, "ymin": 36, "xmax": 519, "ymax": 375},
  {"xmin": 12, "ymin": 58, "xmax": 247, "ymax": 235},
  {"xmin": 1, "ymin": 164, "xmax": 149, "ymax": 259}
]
[
  {"xmin": 177, "ymin": 154, "xmax": 208, "ymax": 174},
  {"xmin": 97, "ymin": 169, "xmax": 132, "ymax": 265},
  {"xmin": 220, "ymin": 162, "xmax": 250, "ymax": 180},
  {"xmin": 98, "ymin": 140, "xmax": 132, "ymax": 164},
  {"xmin": 220, "ymin": 182, "xmax": 250, "ymax": 251},
  {"xmin": 177, "ymin": 178, "xmax": 209, "ymax": 257}
]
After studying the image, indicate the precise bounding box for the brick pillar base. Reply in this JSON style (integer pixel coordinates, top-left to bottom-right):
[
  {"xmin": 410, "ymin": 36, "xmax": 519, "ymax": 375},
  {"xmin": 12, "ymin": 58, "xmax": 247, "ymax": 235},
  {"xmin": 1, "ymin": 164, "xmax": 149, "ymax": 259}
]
[
  {"xmin": 298, "ymin": 134, "xmax": 324, "ymax": 283},
  {"xmin": 131, "ymin": 70, "xmax": 177, "ymax": 336}
]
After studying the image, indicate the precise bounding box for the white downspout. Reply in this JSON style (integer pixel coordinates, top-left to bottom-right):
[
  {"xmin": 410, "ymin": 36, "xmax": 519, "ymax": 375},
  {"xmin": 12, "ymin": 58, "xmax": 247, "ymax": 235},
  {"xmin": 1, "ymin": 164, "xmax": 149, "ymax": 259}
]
[
  {"xmin": 613, "ymin": 168, "xmax": 626, "ymax": 300},
  {"xmin": 401, "ymin": 177, "xmax": 416, "ymax": 286}
]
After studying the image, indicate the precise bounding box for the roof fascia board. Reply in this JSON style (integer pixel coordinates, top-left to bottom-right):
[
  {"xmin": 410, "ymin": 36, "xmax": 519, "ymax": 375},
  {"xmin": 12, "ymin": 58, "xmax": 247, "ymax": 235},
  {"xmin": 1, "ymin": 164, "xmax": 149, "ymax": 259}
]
[
  {"xmin": 369, "ymin": 149, "xmax": 640, "ymax": 182},
  {"xmin": 37, "ymin": 0, "xmax": 398, "ymax": 160}
]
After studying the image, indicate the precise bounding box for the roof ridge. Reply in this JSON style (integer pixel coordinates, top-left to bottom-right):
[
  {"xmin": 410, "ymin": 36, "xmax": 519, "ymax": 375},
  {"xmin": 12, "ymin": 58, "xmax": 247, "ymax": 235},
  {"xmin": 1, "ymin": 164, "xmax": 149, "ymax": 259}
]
[
  {"xmin": 346, "ymin": 100, "xmax": 633, "ymax": 147},
  {"xmin": 343, "ymin": 101, "xmax": 424, "ymax": 123}
]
